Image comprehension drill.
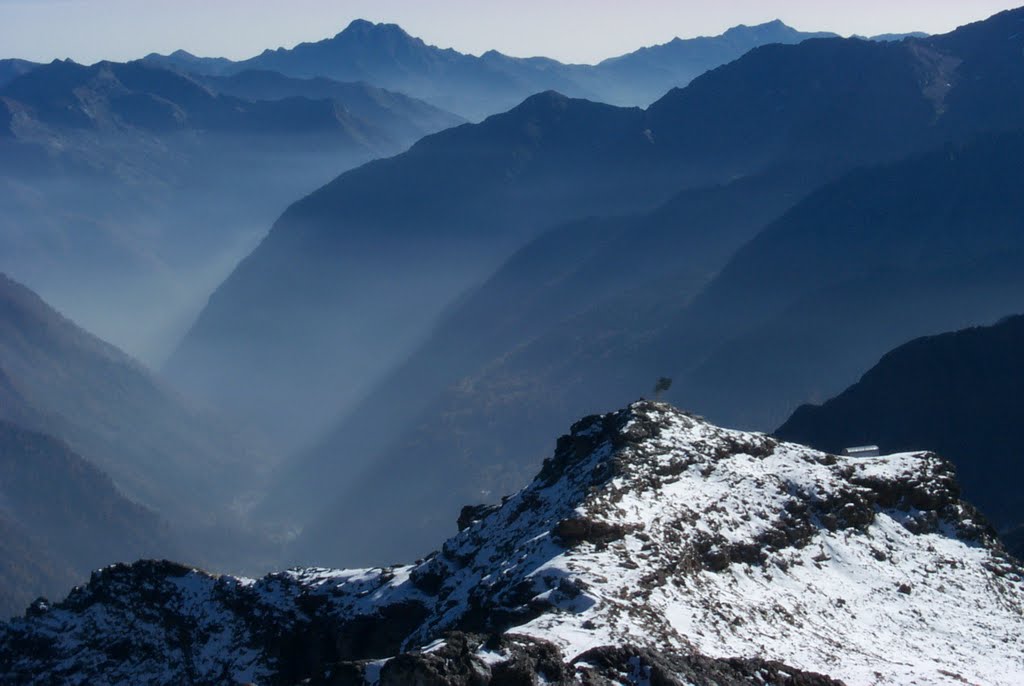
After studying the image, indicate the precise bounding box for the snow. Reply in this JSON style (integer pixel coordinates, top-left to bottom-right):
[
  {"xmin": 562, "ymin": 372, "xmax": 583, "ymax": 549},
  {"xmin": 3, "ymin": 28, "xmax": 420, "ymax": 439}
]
[
  {"xmin": 2, "ymin": 401, "xmax": 1021, "ymax": 686},
  {"xmin": 449, "ymin": 403, "xmax": 1024, "ymax": 685}
]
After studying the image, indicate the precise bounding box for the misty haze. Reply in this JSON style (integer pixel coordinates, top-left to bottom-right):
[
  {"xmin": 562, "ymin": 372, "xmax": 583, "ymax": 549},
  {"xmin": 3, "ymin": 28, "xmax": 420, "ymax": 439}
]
[{"xmin": 0, "ymin": 3, "xmax": 1022, "ymax": 684}]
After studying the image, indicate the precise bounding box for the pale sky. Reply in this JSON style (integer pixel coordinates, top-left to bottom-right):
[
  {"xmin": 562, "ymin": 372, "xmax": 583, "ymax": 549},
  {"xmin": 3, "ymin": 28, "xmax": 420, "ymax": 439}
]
[{"xmin": 0, "ymin": 0, "xmax": 1020, "ymax": 65}]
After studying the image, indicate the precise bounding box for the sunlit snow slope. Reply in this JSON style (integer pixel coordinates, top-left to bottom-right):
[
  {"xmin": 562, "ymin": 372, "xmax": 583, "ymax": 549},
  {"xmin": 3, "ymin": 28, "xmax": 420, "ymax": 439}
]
[{"xmin": 1, "ymin": 402, "xmax": 1020, "ymax": 685}]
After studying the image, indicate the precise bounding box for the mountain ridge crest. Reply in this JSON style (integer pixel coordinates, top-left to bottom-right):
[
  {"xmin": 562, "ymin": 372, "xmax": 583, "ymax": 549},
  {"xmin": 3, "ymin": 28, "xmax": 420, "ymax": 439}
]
[{"xmin": 2, "ymin": 401, "xmax": 1020, "ymax": 684}]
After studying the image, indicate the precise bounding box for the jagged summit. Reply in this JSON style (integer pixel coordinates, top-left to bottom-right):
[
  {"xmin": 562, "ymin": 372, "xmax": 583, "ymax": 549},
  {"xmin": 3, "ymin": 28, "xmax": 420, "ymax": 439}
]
[
  {"xmin": 722, "ymin": 19, "xmax": 806, "ymax": 37},
  {"xmin": 256, "ymin": 17, "xmax": 430, "ymax": 58},
  {"xmin": 337, "ymin": 18, "xmax": 413, "ymax": 38},
  {"xmin": 1, "ymin": 402, "xmax": 1021, "ymax": 684}
]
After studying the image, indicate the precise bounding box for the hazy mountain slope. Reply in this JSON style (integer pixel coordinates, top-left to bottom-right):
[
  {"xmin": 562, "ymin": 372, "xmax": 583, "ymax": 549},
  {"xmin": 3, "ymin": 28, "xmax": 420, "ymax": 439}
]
[
  {"xmin": 397, "ymin": 131, "xmax": 1024, "ymax": 523},
  {"xmin": 0, "ymin": 58, "xmax": 412, "ymax": 362},
  {"xmin": 169, "ymin": 30, "xmax": 954, "ymax": 455},
  {"xmin": 166, "ymin": 92, "xmax": 673, "ymax": 448},
  {"xmin": 0, "ymin": 59, "xmax": 36, "ymax": 88},
  {"xmin": 139, "ymin": 49, "xmax": 235, "ymax": 77},
  {"xmin": 271, "ymin": 165, "xmax": 822, "ymax": 534},
  {"xmin": 0, "ymin": 59, "xmax": 394, "ymax": 138},
  {"xmin": 663, "ymin": 130, "xmax": 1024, "ymax": 429},
  {"xmin": 237, "ymin": 20, "xmax": 586, "ymax": 120},
  {"xmin": 2, "ymin": 402, "xmax": 1021, "ymax": 685},
  {"xmin": 776, "ymin": 315, "xmax": 1024, "ymax": 551},
  {"xmin": 196, "ymin": 69, "xmax": 464, "ymax": 144},
  {"xmin": 643, "ymin": 37, "xmax": 943, "ymax": 172},
  {"xmin": 0, "ymin": 421, "xmax": 175, "ymax": 619},
  {"xmin": 302, "ymin": 119, "xmax": 1024, "ymax": 566},
  {"xmin": 589, "ymin": 23, "xmax": 925, "ymax": 106},
  {"xmin": 587, "ymin": 20, "xmax": 834, "ymax": 106},
  {"xmin": 145, "ymin": 19, "xmax": 840, "ymax": 120},
  {"xmin": 398, "ymin": 5, "xmax": 1024, "ymax": 517},
  {"xmin": 260, "ymin": 14, "xmax": 1021, "ymax": 557},
  {"xmin": 929, "ymin": 7, "xmax": 1024, "ymax": 137},
  {"xmin": 0, "ymin": 273, "xmax": 254, "ymax": 529}
]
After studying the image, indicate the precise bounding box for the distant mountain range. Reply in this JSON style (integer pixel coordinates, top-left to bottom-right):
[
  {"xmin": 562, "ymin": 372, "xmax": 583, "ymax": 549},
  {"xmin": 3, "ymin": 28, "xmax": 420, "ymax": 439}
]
[
  {"xmin": 776, "ymin": 314, "xmax": 1024, "ymax": 557},
  {"xmin": 165, "ymin": 90, "xmax": 674, "ymax": 447},
  {"xmin": 288, "ymin": 128, "xmax": 1024, "ymax": 566},
  {"xmin": 145, "ymin": 19, "xmax": 865, "ymax": 120},
  {"xmin": 0, "ymin": 58, "xmax": 460, "ymax": 361},
  {"xmin": 170, "ymin": 26, "xmax": 970, "ymax": 457},
  {"xmin": 164, "ymin": 8, "xmax": 1024, "ymax": 565},
  {"xmin": 196, "ymin": 68, "xmax": 462, "ymax": 142},
  {"xmin": 2, "ymin": 59, "xmax": 393, "ymax": 137},
  {"xmin": 4, "ymin": 7, "xmax": 1024, "ymax": 678},
  {"xmin": 0, "ymin": 18, "xmax": 924, "ymax": 359}
]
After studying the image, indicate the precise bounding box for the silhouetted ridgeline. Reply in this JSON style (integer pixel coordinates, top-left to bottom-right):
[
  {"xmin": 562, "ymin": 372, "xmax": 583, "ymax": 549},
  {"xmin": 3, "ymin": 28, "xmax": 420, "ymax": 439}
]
[
  {"xmin": 0, "ymin": 273, "xmax": 254, "ymax": 531},
  {"xmin": 170, "ymin": 28, "xmax": 973, "ymax": 459},
  {"xmin": 0, "ymin": 421, "xmax": 175, "ymax": 619},
  {"xmin": 185, "ymin": 8, "xmax": 1024, "ymax": 565},
  {"xmin": 0, "ymin": 58, "xmax": 458, "ymax": 362},
  {"xmin": 145, "ymin": 18, "xmax": 839, "ymax": 119},
  {"xmin": 777, "ymin": 315, "xmax": 1024, "ymax": 557},
  {"xmin": 4, "ymin": 402, "xmax": 1023, "ymax": 684}
]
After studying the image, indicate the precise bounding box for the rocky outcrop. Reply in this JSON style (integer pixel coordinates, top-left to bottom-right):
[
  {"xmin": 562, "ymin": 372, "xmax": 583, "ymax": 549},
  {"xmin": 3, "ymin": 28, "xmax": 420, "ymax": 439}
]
[{"xmin": 1, "ymin": 401, "xmax": 1022, "ymax": 685}]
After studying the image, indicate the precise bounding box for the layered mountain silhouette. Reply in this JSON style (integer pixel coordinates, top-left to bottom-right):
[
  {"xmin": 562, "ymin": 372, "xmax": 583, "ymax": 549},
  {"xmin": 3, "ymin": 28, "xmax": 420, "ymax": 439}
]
[
  {"xmin": 302, "ymin": 10, "xmax": 1024, "ymax": 565},
  {"xmin": 776, "ymin": 314, "xmax": 1024, "ymax": 556},
  {"xmin": 0, "ymin": 58, "xmax": 458, "ymax": 361},
  {"xmin": 589, "ymin": 20, "xmax": 834, "ymax": 106},
  {"xmin": 302, "ymin": 126, "xmax": 1024, "ymax": 566},
  {"xmin": 661, "ymin": 130, "xmax": 1024, "ymax": 429},
  {"xmin": 196, "ymin": 69, "xmax": 463, "ymax": 142},
  {"xmin": 161, "ymin": 6, "xmax": 1024, "ymax": 565},
  {"xmin": 3, "ymin": 7, "xmax": 1024, "ymax": 680},
  {"xmin": 266, "ymin": 165, "xmax": 825, "ymax": 534},
  {"xmin": 0, "ymin": 421, "xmax": 175, "ymax": 619},
  {"xmin": 170, "ymin": 28, "xmax": 967, "ymax": 456},
  {"xmin": 0, "ymin": 59, "xmax": 36, "ymax": 88},
  {"xmin": 0, "ymin": 274, "xmax": 253, "ymax": 528},
  {"xmin": 145, "ymin": 19, "xmax": 840, "ymax": 119},
  {"xmin": 1, "ymin": 58, "xmax": 393, "ymax": 137},
  {"xmin": 166, "ymin": 91, "xmax": 670, "ymax": 447}
]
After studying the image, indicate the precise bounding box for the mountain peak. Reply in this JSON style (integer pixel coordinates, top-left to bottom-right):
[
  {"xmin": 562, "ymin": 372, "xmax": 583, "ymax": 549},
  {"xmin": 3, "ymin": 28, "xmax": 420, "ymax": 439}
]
[
  {"xmin": 487, "ymin": 89, "xmax": 574, "ymax": 122},
  {"xmin": 519, "ymin": 89, "xmax": 570, "ymax": 106},
  {"xmin": 336, "ymin": 18, "xmax": 412, "ymax": 40},
  {"xmin": 3, "ymin": 400, "xmax": 1021, "ymax": 684},
  {"xmin": 722, "ymin": 19, "xmax": 806, "ymax": 39}
]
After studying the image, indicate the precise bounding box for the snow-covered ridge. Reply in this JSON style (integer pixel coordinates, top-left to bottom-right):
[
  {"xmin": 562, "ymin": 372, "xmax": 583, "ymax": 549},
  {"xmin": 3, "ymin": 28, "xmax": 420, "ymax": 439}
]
[{"xmin": 1, "ymin": 401, "xmax": 1021, "ymax": 685}]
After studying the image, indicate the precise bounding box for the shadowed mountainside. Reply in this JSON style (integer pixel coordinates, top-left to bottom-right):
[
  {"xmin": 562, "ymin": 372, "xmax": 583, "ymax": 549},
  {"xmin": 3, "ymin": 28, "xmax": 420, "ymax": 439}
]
[
  {"xmin": 171, "ymin": 8, "xmax": 1024, "ymax": 566},
  {"xmin": 776, "ymin": 314, "xmax": 1024, "ymax": 557},
  {"xmin": 195, "ymin": 69, "xmax": 464, "ymax": 142},
  {"xmin": 267, "ymin": 164, "xmax": 824, "ymax": 531},
  {"xmin": 144, "ymin": 19, "xmax": 840, "ymax": 120},
  {"xmin": 293, "ymin": 126, "xmax": 1024, "ymax": 566},
  {"xmin": 0, "ymin": 273, "xmax": 256, "ymax": 529},
  {"xmin": 169, "ymin": 30, "xmax": 961, "ymax": 456},
  {"xmin": 0, "ymin": 421, "xmax": 176, "ymax": 620},
  {"xmin": 0, "ymin": 59, "xmax": 36, "ymax": 89}
]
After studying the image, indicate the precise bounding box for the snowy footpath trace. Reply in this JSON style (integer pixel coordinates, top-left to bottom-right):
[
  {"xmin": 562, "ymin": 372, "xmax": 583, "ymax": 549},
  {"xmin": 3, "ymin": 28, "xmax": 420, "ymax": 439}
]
[{"xmin": 1, "ymin": 401, "xmax": 1021, "ymax": 685}]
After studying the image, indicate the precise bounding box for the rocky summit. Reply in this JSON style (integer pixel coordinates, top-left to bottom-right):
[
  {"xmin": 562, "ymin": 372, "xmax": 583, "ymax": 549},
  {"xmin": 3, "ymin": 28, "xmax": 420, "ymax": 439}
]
[{"xmin": 1, "ymin": 401, "xmax": 1021, "ymax": 685}]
